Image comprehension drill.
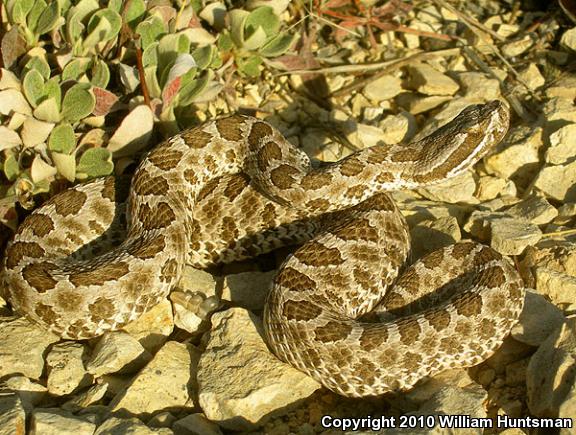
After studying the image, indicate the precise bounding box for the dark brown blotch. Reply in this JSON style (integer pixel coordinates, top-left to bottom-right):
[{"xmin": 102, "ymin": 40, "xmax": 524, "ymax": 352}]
[
  {"xmin": 5, "ymin": 241, "xmax": 45, "ymax": 269},
  {"xmin": 247, "ymin": 121, "xmax": 273, "ymax": 150},
  {"xmin": 51, "ymin": 189, "xmax": 88, "ymax": 217},
  {"xmin": 314, "ymin": 321, "xmax": 353, "ymax": 343},
  {"xmin": 148, "ymin": 148, "xmax": 184, "ymax": 171},
  {"xmin": 294, "ymin": 241, "xmax": 344, "ymax": 267},
  {"xmin": 282, "ymin": 299, "xmax": 322, "ymax": 321},
  {"xmin": 216, "ymin": 115, "xmax": 246, "ymax": 141},
  {"xmin": 69, "ymin": 262, "xmax": 130, "ymax": 287},
  {"xmin": 270, "ymin": 164, "xmax": 300, "ymax": 190},
  {"xmin": 22, "ymin": 262, "xmax": 58, "ymax": 292},
  {"xmin": 277, "ymin": 266, "xmax": 317, "ymax": 292},
  {"xmin": 454, "ymin": 293, "xmax": 483, "ymax": 317}
]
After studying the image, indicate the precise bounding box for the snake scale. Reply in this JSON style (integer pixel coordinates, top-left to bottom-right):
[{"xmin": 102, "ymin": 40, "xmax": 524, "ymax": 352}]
[{"xmin": 2, "ymin": 100, "xmax": 525, "ymax": 397}]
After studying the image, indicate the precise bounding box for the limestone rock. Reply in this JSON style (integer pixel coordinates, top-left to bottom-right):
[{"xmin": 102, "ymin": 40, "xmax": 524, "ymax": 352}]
[
  {"xmin": 517, "ymin": 64, "xmax": 545, "ymax": 90},
  {"xmin": 504, "ymin": 196, "xmax": 558, "ymax": 225},
  {"xmin": 560, "ymin": 26, "xmax": 576, "ymax": 51},
  {"xmin": 62, "ymin": 383, "xmax": 108, "ymax": 412},
  {"xmin": 0, "ymin": 317, "xmax": 59, "ymax": 379},
  {"xmin": 457, "ymin": 72, "xmax": 501, "ymax": 100},
  {"xmin": 405, "ymin": 63, "xmax": 459, "ymax": 96},
  {"xmin": 410, "ymin": 216, "xmax": 461, "ymax": 260},
  {"xmin": 474, "ymin": 176, "xmax": 508, "ymax": 201},
  {"xmin": 178, "ymin": 266, "xmax": 219, "ymax": 297},
  {"xmin": 30, "ymin": 409, "xmax": 96, "ymax": 435},
  {"xmin": 379, "ymin": 111, "xmax": 414, "ymax": 144},
  {"xmin": 362, "ymin": 74, "xmax": 403, "ymax": 101},
  {"xmin": 2, "ymin": 376, "xmax": 47, "ymax": 409},
  {"xmin": 46, "ymin": 342, "xmax": 92, "ymax": 396},
  {"xmin": 490, "ymin": 217, "xmax": 542, "ymax": 255},
  {"xmin": 511, "ymin": 290, "xmax": 566, "ymax": 347},
  {"xmin": 534, "ymin": 268, "xmax": 576, "ymax": 311},
  {"xmin": 172, "ymin": 413, "xmax": 223, "ymax": 435},
  {"xmin": 123, "ymin": 299, "xmax": 174, "ymax": 353},
  {"xmin": 94, "ymin": 417, "xmax": 173, "ymax": 434},
  {"xmin": 86, "ymin": 331, "xmax": 152, "ymax": 377},
  {"xmin": 395, "ymin": 93, "xmax": 452, "ymax": 114},
  {"xmin": 0, "ymin": 393, "xmax": 25, "ymax": 435},
  {"xmin": 526, "ymin": 318, "xmax": 576, "ymax": 417},
  {"xmin": 546, "ymin": 123, "xmax": 576, "ymax": 165},
  {"xmin": 109, "ymin": 341, "xmax": 199, "ymax": 417},
  {"xmin": 197, "ymin": 308, "xmax": 321, "ymax": 431},
  {"xmin": 418, "ymin": 171, "xmax": 477, "ymax": 204},
  {"xmin": 222, "ymin": 270, "xmax": 275, "ymax": 311}
]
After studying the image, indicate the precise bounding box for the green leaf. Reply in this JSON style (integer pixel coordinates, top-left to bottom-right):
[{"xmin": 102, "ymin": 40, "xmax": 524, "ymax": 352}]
[
  {"xmin": 229, "ymin": 9, "xmax": 249, "ymax": 47},
  {"xmin": 26, "ymin": 0, "xmax": 48, "ymax": 34},
  {"xmin": 91, "ymin": 59, "xmax": 110, "ymax": 88},
  {"xmin": 77, "ymin": 147, "xmax": 113, "ymax": 178},
  {"xmin": 35, "ymin": 1, "xmax": 61, "ymax": 35},
  {"xmin": 8, "ymin": 0, "xmax": 34, "ymax": 24},
  {"xmin": 48, "ymin": 123, "xmax": 76, "ymax": 154},
  {"xmin": 23, "ymin": 56, "xmax": 51, "ymax": 80},
  {"xmin": 34, "ymin": 97, "xmax": 61, "ymax": 123},
  {"xmin": 178, "ymin": 70, "xmax": 212, "ymax": 106},
  {"xmin": 3, "ymin": 153, "xmax": 20, "ymax": 181},
  {"xmin": 217, "ymin": 32, "xmax": 234, "ymax": 51},
  {"xmin": 22, "ymin": 69, "xmax": 45, "ymax": 107},
  {"xmin": 62, "ymin": 58, "xmax": 91, "ymax": 81},
  {"xmin": 192, "ymin": 45, "xmax": 215, "ymax": 70},
  {"xmin": 124, "ymin": 0, "xmax": 146, "ymax": 29},
  {"xmin": 245, "ymin": 7, "xmax": 279, "ymax": 38},
  {"xmin": 136, "ymin": 14, "xmax": 166, "ymax": 50},
  {"xmin": 142, "ymin": 41, "xmax": 159, "ymax": 68},
  {"xmin": 259, "ymin": 32, "xmax": 296, "ymax": 57},
  {"xmin": 51, "ymin": 152, "xmax": 76, "ymax": 181},
  {"xmin": 237, "ymin": 55, "xmax": 263, "ymax": 77},
  {"xmin": 82, "ymin": 8, "xmax": 122, "ymax": 52},
  {"xmin": 243, "ymin": 25, "xmax": 267, "ymax": 50},
  {"xmin": 61, "ymin": 84, "xmax": 95, "ymax": 122}
]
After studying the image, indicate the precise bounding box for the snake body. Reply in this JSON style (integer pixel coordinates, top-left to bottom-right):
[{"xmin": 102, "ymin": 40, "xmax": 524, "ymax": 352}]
[{"xmin": 2, "ymin": 100, "xmax": 525, "ymax": 397}]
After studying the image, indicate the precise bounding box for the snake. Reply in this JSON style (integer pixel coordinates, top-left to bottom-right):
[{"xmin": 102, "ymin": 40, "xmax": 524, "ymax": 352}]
[{"xmin": 2, "ymin": 100, "xmax": 525, "ymax": 397}]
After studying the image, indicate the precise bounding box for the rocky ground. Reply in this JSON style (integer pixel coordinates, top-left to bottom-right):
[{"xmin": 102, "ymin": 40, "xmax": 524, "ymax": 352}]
[{"xmin": 2, "ymin": 0, "xmax": 576, "ymax": 434}]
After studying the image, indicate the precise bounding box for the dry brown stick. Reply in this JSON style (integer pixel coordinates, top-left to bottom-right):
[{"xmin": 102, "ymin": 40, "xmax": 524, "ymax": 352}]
[{"xmin": 135, "ymin": 40, "xmax": 151, "ymax": 108}]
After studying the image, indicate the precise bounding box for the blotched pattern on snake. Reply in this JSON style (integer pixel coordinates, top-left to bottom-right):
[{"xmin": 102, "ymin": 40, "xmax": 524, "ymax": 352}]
[{"xmin": 2, "ymin": 100, "xmax": 525, "ymax": 397}]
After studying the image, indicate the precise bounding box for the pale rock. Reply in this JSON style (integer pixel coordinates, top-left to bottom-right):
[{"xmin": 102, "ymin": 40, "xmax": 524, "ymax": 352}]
[
  {"xmin": 94, "ymin": 417, "xmax": 173, "ymax": 434},
  {"xmin": 504, "ymin": 196, "xmax": 558, "ymax": 225},
  {"xmin": 543, "ymin": 97, "xmax": 576, "ymax": 124},
  {"xmin": 0, "ymin": 317, "xmax": 59, "ymax": 379},
  {"xmin": 405, "ymin": 63, "xmax": 459, "ymax": 96},
  {"xmin": 526, "ymin": 318, "xmax": 576, "ymax": 417},
  {"xmin": 356, "ymin": 122, "xmax": 388, "ymax": 148},
  {"xmin": 378, "ymin": 111, "xmax": 415, "ymax": 144},
  {"xmin": 362, "ymin": 74, "xmax": 403, "ymax": 101},
  {"xmin": 395, "ymin": 94, "xmax": 452, "ymax": 114},
  {"xmin": 123, "ymin": 299, "xmax": 174, "ymax": 353},
  {"xmin": 521, "ymin": 241, "xmax": 576, "ymax": 276},
  {"xmin": 222, "ymin": 270, "xmax": 275, "ymax": 311},
  {"xmin": 410, "ymin": 216, "xmax": 461, "ymax": 260},
  {"xmin": 560, "ymin": 26, "xmax": 576, "ymax": 51},
  {"xmin": 397, "ymin": 196, "xmax": 471, "ymax": 227},
  {"xmin": 501, "ymin": 35, "xmax": 534, "ymax": 57},
  {"xmin": 546, "ymin": 123, "xmax": 576, "ymax": 164},
  {"xmin": 517, "ymin": 64, "xmax": 545, "ymax": 90},
  {"xmin": 419, "ymin": 171, "xmax": 477, "ymax": 204},
  {"xmin": 172, "ymin": 413, "xmax": 223, "ymax": 435},
  {"xmin": 484, "ymin": 126, "xmax": 542, "ymax": 183},
  {"xmin": 31, "ymin": 409, "xmax": 96, "ymax": 435},
  {"xmin": 474, "ymin": 176, "xmax": 507, "ymax": 201},
  {"xmin": 0, "ymin": 393, "xmax": 25, "ymax": 435},
  {"xmin": 46, "ymin": 342, "xmax": 92, "ymax": 396},
  {"xmin": 512, "ymin": 290, "xmax": 565, "ymax": 347},
  {"xmin": 476, "ymin": 367, "xmax": 496, "ymax": 386},
  {"xmin": 405, "ymin": 369, "xmax": 476, "ymax": 403},
  {"xmin": 559, "ymin": 381, "xmax": 576, "ymax": 433},
  {"xmin": 534, "ymin": 268, "xmax": 576, "ymax": 311},
  {"xmin": 490, "ymin": 217, "xmax": 542, "ymax": 255},
  {"xmin": 456, "ymin": 72, "xmax": 501, "ymax": 100},
  {"xmin": 533, "ymin": 161, "xmax": 576, "ymax": 203},
  {"xmin": 362, "ymin": 106, "xmax": 385, "ymax": 123},
  {"xmin": 197, "ymin": 308, "xmax": 321, "ymax": 430},
  {"xmin": 2, "ymin": 376, "xmax": 47, "ymax": 409},
  {"xmin": 556, "ymin": 202, "xmax": 576, "ymax": 224},
  {"xmin": 463, "ymin": 210, "xmax": 509, "ymax": 241},
  {"xmin": 171, "ymin": 292, "xmax": 205, "ymax": 334},
  {"xmin": 479, "ymin": 196, "xmax": 520, "ymax": 211},
  {"xmin": 546, "ymin": 76, "xmax": 576, "ymax": 99},
  {"xmin": 485, "ymin": 337, "xmax": 534, "ymax": 374},
  {"xmin": 505, "ymin": 358, "xmax": 529, "ymax": 386},
  {"xmin": 109, "ymin": 341, "xmax": 199, "ymax": 416},
  {"xmin": 86, "ymin": 331, "xmax": 152, "ymax": 377},
  {"xmin": 147, "ymin": 412, "xmax": 176, "ymax": 428},
  {"xmin": 62, "ymin": 383, "xmax": 108, "ymax": 412},
  {"xmin": 179, "ymin": 267, "xmax": 218, "ymax": 297}
]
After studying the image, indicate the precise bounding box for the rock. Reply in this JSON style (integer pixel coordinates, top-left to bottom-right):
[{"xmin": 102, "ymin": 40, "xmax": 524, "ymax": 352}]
[
  {"xmin": 379, "ymin": 112, "xmax": 415, "ymax": 144},
  {"xmin": 501, "ymin": 35, "xmax": 534, "ymax": 57},
  {"xmin": 490, "ymin": 217, "xmax": 542, "ymax": 255},
  {"xmin": 62, "ymin": 383, "xmax": 108, "ymax": 412},
  {"xmin": 172, "ymin": 413, "xmax": 223, "ymax": 435},
  {"xmin": 86, "ymin": 331, "xmax": 152, "ymax": 377},
  {"xmin": 222, "ymin": 270, "xmax": 275, "ymax": 311},
  {"xmin": 504, "ymin": 196, "xmax": 558, "ymax": 225},
  {"xmin": 474, "ymin": 176, "xmax": 508, "ymax": 201},
  {"xmin": 30, "ymin": 409, "xmax": 96, "ymax": 435},
  {"xmin": 0, "ymin": 393, "xmax": 25, "ymax": 435},
  {"xmin": 484, "ymin": 337, "xmax": 534, "ymax": 374},
  {"xmin": 457, "ymin": 72, "xmax": 501, "ymax": 100},
  {"xmin": 483, "ymin": 126, "xmax": 542, "ymax": 185},
  {"xmin": 0, "ymin": 317, "xmax": 59, "ymax": 379},
  {"xmin": 505, "ymin": 358, "xmax": 529, "ymax": 386},
  {"xmin": 395, "ymin": 94, "xmax": 452, "ymax": 115},
  {"xmin": 526, "ymin": 318, "xmax": 576, "ymax": 417},
  {"xmin": 543, "ymin": 97, "xmax": 576, "ymax": 124},
  {"xmin": 109, "ymin": 341, "xmax": 199, "ymax": 417},
  {"xmin": 559, "ymin": 381, "xmax": 576, "ymax": 434},
  {"xmin": 405, "ymin": 369, "xmax": 476, "ymax": 403},
  {"xmin": 397, "ymin": 196, "xmax": 472, "ymax": 227},
  {"xmin": 556, "ymin": 202, "xmax": 576, "ymax": 224},
  {"xmin": 178, "ymin": 266, "xmax": 219, "ymax": 297},
  {"xmin": 546, "ymin": 123, "xmax": 576, "ymax": 165},
  {"xmin": 418, "ymin": 171, "xmax": 477, "ymax": 204},
  {"xmin": 123, "ymin": 299, "xmax": 174, "ymax": 353},
  {"xmin": 560, "ymin": 26, "xmax": 576, "ymax": 51},
  {"xmin": 546, "ymin": 76, "xmax": 576, "ymax": 99},
  {"xmin": 511, "ymin": 290, "xmax": 566, "ymax": 347},
  {"xmin": 517, "ymin": 64, "xmax": 545, "ymax": 90},
  {"xmin": 410, "ymin": 216, "xmax": 461, "ymax": 260},
  {"xmin": 147, "ymin": 412, "xmax": 176, "ymax": 429},
  {"xmin": 197, "ymin": 308, "xmax": 321, "ymax": 431},
  {"xmin": 2, "ymin": 376, "xmax": 47, "ymax": 409},
  {"xmin": 405, "ymin": 63, "xmax": 459, "ymax": 96},
  {"xmin": 521, "ymin": 241, "xmax": 576, "ymax": 277},
  {"xmin": 94, "ymin": 417, "xmax": 173, "ymax": 434},
  {"xmin": 171, "ymin": 292, "xmax": 206, "ymax": 334},
  {"xmin": 534, "ymin": 268, "xmax": 576, "ymax": 311},
  {"xmin": 362, "ymin": 74, "xmax": 403, "ymax": 101},
  {"xmin": 355, "ymin": 122, "xmax": 388, "ymax": 148},
  {"xmin": 46, "ymin": 342, "xmax": 92, "ymax": 396}
]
